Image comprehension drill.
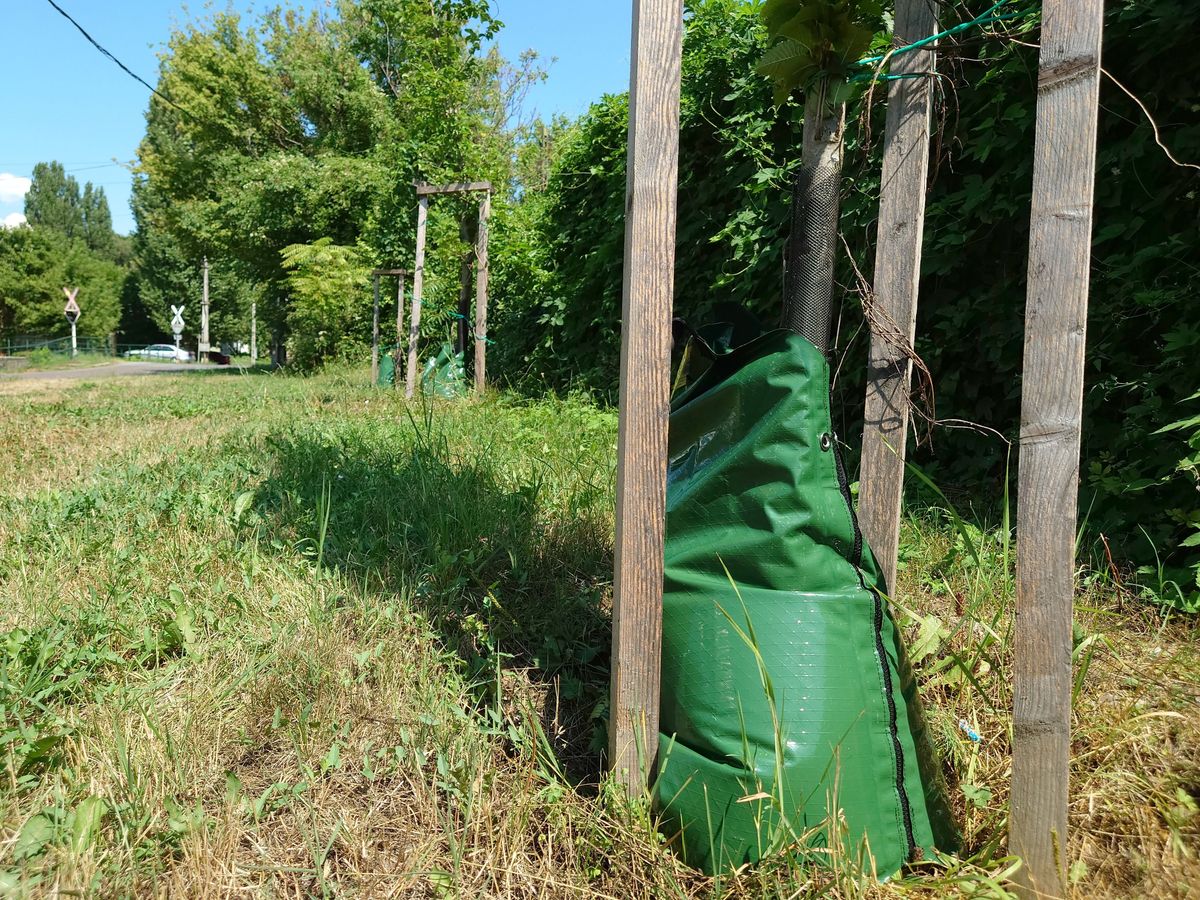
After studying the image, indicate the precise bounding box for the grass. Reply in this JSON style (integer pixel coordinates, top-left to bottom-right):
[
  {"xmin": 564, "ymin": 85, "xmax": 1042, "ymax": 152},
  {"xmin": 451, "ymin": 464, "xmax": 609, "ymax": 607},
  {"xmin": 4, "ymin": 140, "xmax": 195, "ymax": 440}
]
[
  {"xmin": 0, "ymin": 349, "xmax": 117, "ymax": 372},
  {"xmin": 0, "ymin": 367, "xmax": 1196, "ymax": 897}
]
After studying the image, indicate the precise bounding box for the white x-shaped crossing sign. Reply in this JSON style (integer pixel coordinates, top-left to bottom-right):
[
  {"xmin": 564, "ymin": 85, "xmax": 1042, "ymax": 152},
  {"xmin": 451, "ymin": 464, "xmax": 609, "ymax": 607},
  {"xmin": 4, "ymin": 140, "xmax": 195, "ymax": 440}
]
[
  {"xmin": 171, "ymin": 305, "xmax": 186, "ymax": 334},
  {"xmin": 63, "ymin": 287, "xmax": 81, "ymax": 321}
]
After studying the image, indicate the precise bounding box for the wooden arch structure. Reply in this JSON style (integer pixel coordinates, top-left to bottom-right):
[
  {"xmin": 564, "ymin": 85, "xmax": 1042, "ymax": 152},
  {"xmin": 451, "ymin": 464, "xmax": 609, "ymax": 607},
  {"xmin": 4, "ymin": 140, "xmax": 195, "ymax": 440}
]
[
  {"xmin": 407, "ymin": 180, "xmax": 493, "ymax": 398},
  {"xmin": 610, "ymin": 1, "xmax": 1103, "ymax": 897}
]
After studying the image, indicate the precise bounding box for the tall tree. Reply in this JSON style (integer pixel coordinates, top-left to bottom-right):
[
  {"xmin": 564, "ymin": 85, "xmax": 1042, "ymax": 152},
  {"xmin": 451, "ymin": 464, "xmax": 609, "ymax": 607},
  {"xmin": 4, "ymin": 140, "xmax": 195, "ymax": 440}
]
[
  {"xmin": 135, "ymin": 1, "xmax": 534, "ymax": 367},
  {"xmin": 129, "ymin": 176, "xmax": 255, "ymax": 346},
  {"xmin": 136, "ymin": 10, "xmax": 389, "ymax": 349},
  {"xmin": 81, "ymin": 183, "xmax": 115, "ymax": 258},
  {"xmin": 24, "ymin": 162, "xmax": 83, "ymax": 238},
  {"xmin": 0, "ymin": 226, "xmax": 123, "ymax": 338}
]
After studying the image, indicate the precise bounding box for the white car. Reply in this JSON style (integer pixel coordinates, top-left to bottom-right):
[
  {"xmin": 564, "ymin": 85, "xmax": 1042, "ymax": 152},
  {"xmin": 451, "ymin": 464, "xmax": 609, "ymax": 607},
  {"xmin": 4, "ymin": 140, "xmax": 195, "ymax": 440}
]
[{"xmin": 123, "ymin": 344, "xmax": 194, "ymax": 363}]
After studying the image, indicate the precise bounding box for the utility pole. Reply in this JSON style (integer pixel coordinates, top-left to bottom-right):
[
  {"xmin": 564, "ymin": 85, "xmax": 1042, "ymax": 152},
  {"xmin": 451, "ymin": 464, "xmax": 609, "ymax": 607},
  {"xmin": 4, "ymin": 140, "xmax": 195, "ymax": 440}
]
[
  {"xmin": 200, "ymin": 256, "xmax": 211, "ymax": 362},
  {"xmin": 250, "ymin": 301, "xmax": 257, "ymax": 362}
]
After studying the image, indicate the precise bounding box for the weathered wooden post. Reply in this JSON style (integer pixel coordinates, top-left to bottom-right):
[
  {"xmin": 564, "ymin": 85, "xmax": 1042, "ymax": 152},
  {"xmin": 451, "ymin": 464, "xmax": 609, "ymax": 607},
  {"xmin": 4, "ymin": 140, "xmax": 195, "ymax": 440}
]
[
  {"xmin": 608, "ymin": 0, "xmax": 684, "ymax": 793},
  {"xmin": 371, "ymin": 272, "xmax": 381, "ymax": 385},
  {"xmin": 406, "ymin": 195, "xmax": 429, "ymax": 399},
  {"xmin": 395, "ymin": 273, "xmax": 406, "ymax": 389},
  {"xmin": 372, "ymin": 269, "xmax": 410, "ymax": 387},
  {"xmin": 858, "ymin": 0, "xmax": 939, "ymax": 593},
  {"xmin": 200, "ymin": 256, "xmax": 211, "ymax": 362},
  {"xmin": 1010, "ymin": 2, "xmax": 1103, "ymax": 896},
  {"xmin": 474, "ymin": 189, "xmax": 491, "ymax": 395}
]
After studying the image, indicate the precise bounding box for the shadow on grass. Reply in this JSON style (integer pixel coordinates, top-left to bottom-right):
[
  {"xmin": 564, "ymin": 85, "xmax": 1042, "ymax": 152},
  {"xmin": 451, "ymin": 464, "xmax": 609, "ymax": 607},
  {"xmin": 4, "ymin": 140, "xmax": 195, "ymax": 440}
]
[
  {"xmin": 148, "ymin": 363, "xmax": 279, "ymax": 378},
  {"xmin": 254, "ymin": 412, "xmax": 614, "ymax": 782}
]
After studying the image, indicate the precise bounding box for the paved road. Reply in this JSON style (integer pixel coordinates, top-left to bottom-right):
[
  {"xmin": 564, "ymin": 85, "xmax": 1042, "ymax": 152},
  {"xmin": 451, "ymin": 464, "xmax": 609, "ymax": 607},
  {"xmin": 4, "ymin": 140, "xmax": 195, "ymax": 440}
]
[{"xmin": 0, "ymin": 361, "xmax": 234, "ymax": 381}]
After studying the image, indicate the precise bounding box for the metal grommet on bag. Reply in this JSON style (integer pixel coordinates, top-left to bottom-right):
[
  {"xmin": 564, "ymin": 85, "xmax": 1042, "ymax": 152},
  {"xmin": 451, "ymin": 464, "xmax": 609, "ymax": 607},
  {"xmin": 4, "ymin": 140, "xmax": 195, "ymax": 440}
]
[{"xmin": 820, "ymin": 432, "xmax": 833, "ymax": 452}]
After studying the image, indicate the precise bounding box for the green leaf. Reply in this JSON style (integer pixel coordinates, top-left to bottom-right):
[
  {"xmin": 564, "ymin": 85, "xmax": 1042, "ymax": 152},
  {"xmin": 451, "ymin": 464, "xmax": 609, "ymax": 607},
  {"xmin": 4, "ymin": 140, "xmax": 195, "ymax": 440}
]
[
  {"xmin": 320, "ymin": 741, "xmax": 342, "ymax": 775},
  {"xmin": 757, "ymin": 38, "xmax": 815, "ymax": 75},
  {"xmin": 68, "ymin": 796, "xmax": 107, "ymax": 854},
  {"xmin": 962, "ymin": 783, "xmax": 993, "ymax": 809},
  {"xmin": 233, "ymin": 489, "xmax": 256, "ymax": 524},
  {"xmin": 761, "ymin": 0, "xmax": 805, "ymax": 36},
  {"xmin": 428, "ymin": 871, "xmax": 455, "ymax": 898},
  {"xmin": 14, "ymin": 815, "xmax": 54, "ymax": 861},
  {"xmin": 1153, "ymin": 414, "xmax": 1200, "ymax": 435}
]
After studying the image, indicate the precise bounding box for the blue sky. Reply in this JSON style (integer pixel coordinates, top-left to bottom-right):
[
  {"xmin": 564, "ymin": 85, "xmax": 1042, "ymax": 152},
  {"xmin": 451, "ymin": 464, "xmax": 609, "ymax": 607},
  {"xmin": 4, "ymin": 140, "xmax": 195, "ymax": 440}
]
[{"xmin": 0, "ymin": 0, "xmax": 632, "ymax": 235}]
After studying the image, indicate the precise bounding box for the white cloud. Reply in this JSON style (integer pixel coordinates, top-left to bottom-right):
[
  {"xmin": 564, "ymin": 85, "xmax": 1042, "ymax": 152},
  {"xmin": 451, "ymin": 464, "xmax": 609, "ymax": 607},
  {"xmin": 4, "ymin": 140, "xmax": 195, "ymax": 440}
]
[
  {"xmin": 2, "ymin": 212, "xmax": 27, "ymax": 229},
  {"xmin": 0, "ymin": 173, "xmax": 32, "ymax": 204}
]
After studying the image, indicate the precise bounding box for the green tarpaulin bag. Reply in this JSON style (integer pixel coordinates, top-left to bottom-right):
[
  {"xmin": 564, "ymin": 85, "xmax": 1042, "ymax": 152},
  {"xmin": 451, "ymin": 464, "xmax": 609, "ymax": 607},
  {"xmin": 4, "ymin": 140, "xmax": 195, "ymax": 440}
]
[
  {"xmin": 377, "ymin": 349, "xmax": 397, "ymax": 387},
  {"xmin": 420, "ymin": 342, "xmax": 466, "ymax": 398},
  {"xmin": 655, "ymin": 326, "xmax": 958, "ymax": 875}
]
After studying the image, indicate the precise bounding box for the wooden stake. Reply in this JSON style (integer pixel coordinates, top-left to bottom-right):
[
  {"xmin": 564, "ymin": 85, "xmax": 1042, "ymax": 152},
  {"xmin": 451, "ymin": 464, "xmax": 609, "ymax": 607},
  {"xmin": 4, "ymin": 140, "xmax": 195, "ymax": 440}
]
[
  {"xmin": 371, "ymin": 272, "xmax": 381, "ymax": 386},
  {"xmin": 395, "ymin": 274, "xmax": 406, "ymax": 389},
  {"xmin": 457, "ymin": 237, "xmax": 473, "ymax": 359},
  {"xmin": 200, "ymin": 256, "xmax": 210, "ymax": 360},
  {"xmin": 415, "ymin": 180, "xmax": 492, "ymax": 196},
  {"xmin": 474, "ymin": 191, "xmax": 491, "ymax": 395},
  {"xmin": 609, "ymin": 0, "xmax": 684, "ymax": 793},
  {"xmin": 406, "ymin": 195, "xmax": 429, "ymax": 399},
  {"xmin": 858, "ymin": 0, "xmax": 939, "ymax": 594},
  {"xmin": 1011, "ymin": 3, "xmax": 1103, "ymax": 897}
]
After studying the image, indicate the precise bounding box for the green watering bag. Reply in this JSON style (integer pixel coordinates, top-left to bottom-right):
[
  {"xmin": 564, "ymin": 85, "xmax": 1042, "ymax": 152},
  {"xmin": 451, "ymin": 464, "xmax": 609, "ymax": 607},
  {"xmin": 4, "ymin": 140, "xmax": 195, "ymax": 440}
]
[
  {"xmin": 655, "ymin": 327, "xmax": 958, "ymax": 875},
  {"xmin": 420, "ymin": 342, "xmax": 467, "ymax": 398}
]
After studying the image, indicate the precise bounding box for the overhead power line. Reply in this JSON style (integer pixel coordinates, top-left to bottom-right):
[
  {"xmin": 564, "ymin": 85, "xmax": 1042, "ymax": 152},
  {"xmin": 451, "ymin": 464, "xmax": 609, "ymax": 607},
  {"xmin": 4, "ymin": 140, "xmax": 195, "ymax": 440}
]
[{"xmin": 43, "ymin": 0, "xmax": 189, "ymax": 116}]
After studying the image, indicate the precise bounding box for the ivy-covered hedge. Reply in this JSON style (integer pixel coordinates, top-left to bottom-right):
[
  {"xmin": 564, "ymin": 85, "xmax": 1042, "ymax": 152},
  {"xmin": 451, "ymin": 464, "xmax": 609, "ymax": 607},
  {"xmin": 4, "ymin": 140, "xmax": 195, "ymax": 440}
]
[{"xmin": 490, "ymin": 0, "xmax": 1200, "ymax": 605}]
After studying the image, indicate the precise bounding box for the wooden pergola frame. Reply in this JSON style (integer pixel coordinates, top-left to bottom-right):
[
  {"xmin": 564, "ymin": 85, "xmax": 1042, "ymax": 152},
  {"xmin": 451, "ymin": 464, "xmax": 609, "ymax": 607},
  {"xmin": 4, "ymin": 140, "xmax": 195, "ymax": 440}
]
[
  {"xmin": 407, "ymin": 180, "xmax": 492, "ymax": 398},
  {"xmin": 611, "ymin": 2, "xmax": 1103, "ymax": 897},
  {"xmin": 371, "ymin": 268, "xmax": 411, "ymax": 387}
]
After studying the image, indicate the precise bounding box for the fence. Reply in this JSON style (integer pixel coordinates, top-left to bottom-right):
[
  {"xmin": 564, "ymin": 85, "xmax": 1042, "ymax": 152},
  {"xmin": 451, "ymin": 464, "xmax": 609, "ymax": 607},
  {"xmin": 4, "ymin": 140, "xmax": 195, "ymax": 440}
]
[
  {"xmin": 0, "ymin": 335, "xmax": 252, "ymax": 360},
  {"xmin": 1, "ymin": 334, "xmax": 119, "ymax": 357}
]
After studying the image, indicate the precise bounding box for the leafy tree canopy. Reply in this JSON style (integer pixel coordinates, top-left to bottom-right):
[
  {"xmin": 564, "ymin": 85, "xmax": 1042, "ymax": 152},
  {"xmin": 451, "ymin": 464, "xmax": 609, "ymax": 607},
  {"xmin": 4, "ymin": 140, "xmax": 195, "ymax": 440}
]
[
  {"xmin": 0, "ymin": 226, "xmax": 123, "ymax": 338},
  {"xmin": 134, "ymin": 0, "xmax": 538, "ymax": 365}
]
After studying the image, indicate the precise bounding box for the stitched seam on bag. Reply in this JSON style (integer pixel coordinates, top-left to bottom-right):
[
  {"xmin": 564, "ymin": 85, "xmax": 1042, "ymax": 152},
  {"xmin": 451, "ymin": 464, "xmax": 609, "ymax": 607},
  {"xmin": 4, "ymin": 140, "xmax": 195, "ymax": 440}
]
[{"xmin": 822, "ymin": 365, "xmax": 916, "ymax": 860}]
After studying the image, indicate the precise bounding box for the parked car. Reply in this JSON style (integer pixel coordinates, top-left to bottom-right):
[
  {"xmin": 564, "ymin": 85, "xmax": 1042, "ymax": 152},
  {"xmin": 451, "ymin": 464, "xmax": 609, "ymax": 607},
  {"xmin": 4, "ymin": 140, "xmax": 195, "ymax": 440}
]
[
  {"xmin": 206, "ymin": 349, "xmax": 231, "ymax": 365},
  {"xmin": 123, "ymin": 344, "xmax": 194, "ymax": 363}
]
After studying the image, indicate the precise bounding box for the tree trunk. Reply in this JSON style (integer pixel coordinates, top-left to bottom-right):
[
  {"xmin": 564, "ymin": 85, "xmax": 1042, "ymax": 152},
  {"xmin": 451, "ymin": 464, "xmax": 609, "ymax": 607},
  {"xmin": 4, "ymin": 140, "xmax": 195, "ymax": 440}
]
[{"xmin": 783, "ymin": 77, "xmax": 846, "ymax": 355}]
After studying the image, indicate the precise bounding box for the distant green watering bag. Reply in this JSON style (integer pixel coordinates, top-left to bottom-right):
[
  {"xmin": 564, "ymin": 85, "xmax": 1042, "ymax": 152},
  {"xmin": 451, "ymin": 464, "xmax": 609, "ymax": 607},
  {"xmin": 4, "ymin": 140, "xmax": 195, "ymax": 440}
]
[
  {"xmin": 420, "ymin": 342, "xmax": 467, "ymax": 398},
  {"xmin": 655, "ymin": 326, "xmax": 959, "ymax": 875}
]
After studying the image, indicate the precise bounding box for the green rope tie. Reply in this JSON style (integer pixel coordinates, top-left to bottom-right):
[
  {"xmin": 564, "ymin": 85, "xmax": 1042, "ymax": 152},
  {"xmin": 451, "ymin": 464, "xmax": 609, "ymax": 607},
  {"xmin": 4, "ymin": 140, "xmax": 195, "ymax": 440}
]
[{"xmin": 849, "ymin": 0, "xmax": 1031, "ymax": 83}]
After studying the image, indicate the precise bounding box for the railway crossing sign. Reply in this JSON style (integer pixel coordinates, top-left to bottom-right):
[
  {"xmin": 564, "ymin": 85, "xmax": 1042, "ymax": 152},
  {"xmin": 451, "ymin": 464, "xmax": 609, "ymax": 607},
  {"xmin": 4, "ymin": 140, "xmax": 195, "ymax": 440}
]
[
  {"xmin": 63, "ymin": 287, "xmax": 80, "ymax": 324},
  {"xmin": 63, "ymin": 287, "xmax": 81, "ymax": 358},
  {"xmin": 171, "ymin": 305, "xmax": 186, "ymax": 337}
]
